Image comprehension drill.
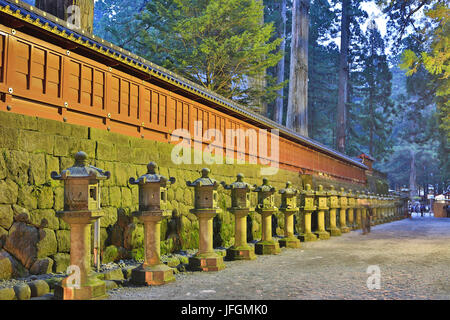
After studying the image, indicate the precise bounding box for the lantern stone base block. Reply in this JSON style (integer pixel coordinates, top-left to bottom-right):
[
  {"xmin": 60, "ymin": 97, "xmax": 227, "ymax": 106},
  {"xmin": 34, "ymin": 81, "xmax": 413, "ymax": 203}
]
[
  {"xmin": 131, "ymin": 264, "xmax": 176, "ymax": 286},
  {"xmin": 298, "ymin": 232, "xmax": 318, "ymax": 242},
  {"xmin": 54, "ymin": 276, "xmax": 107, "ymax": 300},
  {"xmin": 314, "ymin": 230, "xmax": 331, "ymax": 240},
  {"xmin": 255, "ymin": 240, "xmax": 281, "ymax": 255},
  {"xmin": 278, "ymin": 237, "xmax": 301, "ymax": 248},
  {"xmin": 328, "ymin": 228, "xmax": 342, "ymax": 237},
  {"xmin": 225, "ymin": 246, "xmax": 257, "ymax": 261},
  {"xmin": 340, "ymin": 226, "xmax": 351, "ymax": 233},
  {"xmin": 189, "ymin": 253, "xmax": 226, "ymax": 272}
]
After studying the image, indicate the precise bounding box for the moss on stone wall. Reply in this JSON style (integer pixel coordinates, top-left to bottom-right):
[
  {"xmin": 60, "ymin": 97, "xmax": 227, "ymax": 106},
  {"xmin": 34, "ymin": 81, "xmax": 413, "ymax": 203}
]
[{"xmin": 0, "ymin": 111, "xmax": 386, "ymax": 279}]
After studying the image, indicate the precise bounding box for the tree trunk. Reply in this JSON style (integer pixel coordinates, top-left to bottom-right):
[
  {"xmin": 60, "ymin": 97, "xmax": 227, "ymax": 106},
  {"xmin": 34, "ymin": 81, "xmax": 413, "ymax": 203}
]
[
  {"xmin": 286, "ymin": 0, "xmax": 310, "ymax": 136},
  {"xmin": 336, "ymin": 0, "xmax": 350, "ymax": 153},
  {"xmin": 409, "ymin": 150, "xmax": 418, "ymax": 199},
  {"xmin": 249, "ymin": 0, "xmax": 268, "ymax": 116},
  {"xmin": 35, "ymin": 0, "xmax": 95, "ymax": 34},
  {"xmin": 274, "ymin": 0, "xmax": 287, "ymax": 125}
]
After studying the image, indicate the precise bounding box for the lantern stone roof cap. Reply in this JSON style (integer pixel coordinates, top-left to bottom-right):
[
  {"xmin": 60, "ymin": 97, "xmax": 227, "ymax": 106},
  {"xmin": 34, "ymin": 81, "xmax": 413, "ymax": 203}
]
[
  {"xmin": 327, "ymin": 185, "xmax": 339, "ymax": 196},
  {"xmin": 314, "ymin": 185, "xmax": 327, "ymax": 196},
  {"xmin": 279, "ymin": 181, "xmax": 299, "ymax": 195},
  {"xmin": 51, "ymin": 151, "xmax": 111, "ymax": 180},
  {"xmin": 129, "ymin": 162, "xmax": 176, "ymax": 186},
  {"xmin": 338, "ymin": 187, "xmax": 348, "ymax": 196},
  {"xmin": 253, "ymin": 178, "xmax": 276, "ymax": 193},
  {"xmin": 187, "ymin": 168, "xmax": 219, "ymax": 188},
  {"xmin": 221, "ymin": 173, "xmax": 253, "ymax": 190},
  {"xmin": 347, "ymin": 189, "xmax": 355, "ymax": 198}
]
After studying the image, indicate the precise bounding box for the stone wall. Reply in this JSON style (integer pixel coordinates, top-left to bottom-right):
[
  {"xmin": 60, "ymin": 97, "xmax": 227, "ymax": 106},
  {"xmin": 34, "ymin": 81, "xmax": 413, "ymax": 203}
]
[{"xmin": 0, "ymin": 111, "xmax": 311, "ymax": 280}]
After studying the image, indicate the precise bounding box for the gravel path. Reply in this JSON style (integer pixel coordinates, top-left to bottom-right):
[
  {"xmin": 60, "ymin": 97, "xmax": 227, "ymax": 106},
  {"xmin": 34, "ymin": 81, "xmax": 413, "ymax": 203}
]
[{"xmin": 108, "ymin": 217, "xmax": 450, "ymax": 300}]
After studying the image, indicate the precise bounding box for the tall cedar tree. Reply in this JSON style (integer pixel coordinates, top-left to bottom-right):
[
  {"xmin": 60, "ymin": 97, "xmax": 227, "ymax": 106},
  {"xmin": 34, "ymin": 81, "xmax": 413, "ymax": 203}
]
[
  {"xmin": 353, "ymin": 22, "xmax": 393, "ymax": 160},
  {"xmin": 336, "ymin": 0, "xmax": 350, "ymax": 153}
]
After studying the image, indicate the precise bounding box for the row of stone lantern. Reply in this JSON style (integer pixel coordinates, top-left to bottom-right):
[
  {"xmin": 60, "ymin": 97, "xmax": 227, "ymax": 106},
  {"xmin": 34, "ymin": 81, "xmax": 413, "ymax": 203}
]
[{"xmin": 50, "ymin": 152, "xmax": 406, "ymax": 300}]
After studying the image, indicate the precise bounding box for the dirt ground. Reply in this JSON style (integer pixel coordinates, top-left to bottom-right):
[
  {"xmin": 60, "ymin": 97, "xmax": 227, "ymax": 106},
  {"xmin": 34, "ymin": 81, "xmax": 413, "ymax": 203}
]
[{"xmin": 108, "ymin": 217, "xmax": 450, "ymax": 300}]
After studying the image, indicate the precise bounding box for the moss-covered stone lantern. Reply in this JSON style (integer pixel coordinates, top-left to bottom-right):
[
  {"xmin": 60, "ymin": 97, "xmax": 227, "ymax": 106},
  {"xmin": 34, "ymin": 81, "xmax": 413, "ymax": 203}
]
[
  {"xmin": 338, "ymin": 188, "xmax": 350, "ymax": 233},
  {"xmin": 187, "ymin": 168, "xmax": 225, "ymax": 272},
  {"xmin": 253, "ymin": 178, "xmax": 280, "ymax": 255},
  {"xmin": 314, "ymin": 185, "xmax": 331, "ymax": 240},
  {"xmin": 129, "ymin": 162, "xmax": 176, "ymax": 286},
  {"xmin": 221, "ymin": 174, "xmax": 256, "ymax": 261},
  {"xmin": 355, "ymin": 191, "xmax": 363, "ymax": 229},
  {"xmin": 327, "ymin": 185, "xmax": 342, "ymax": 237},
  {"xmin": 51, "ymin": 151, "xmax": 111, "ymax": 300},
  {"xmin": 278, "ymin": 182, "xmax": 301, "ymax": 248},
  {"xmin": 298, "ymin": 184, "xmax": 318, "ymax": 242},
  {"xmin": 347, "ymin": 189, "xmax": 357, "ymax": 230}
]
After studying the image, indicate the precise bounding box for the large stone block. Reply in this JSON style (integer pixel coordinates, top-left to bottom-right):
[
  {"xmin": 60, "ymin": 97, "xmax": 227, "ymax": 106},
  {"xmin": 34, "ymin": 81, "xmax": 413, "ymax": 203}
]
[
  {"xmin": 28, "ymin": 153, "xmax": 46, "ymax": 185},
  {"xmin": 0, "ymin": 249, "xmax": 29, "ymax": 280},
  {"xmin": 37, "ymin": 228, "xmax": 57, "ymax": 259},
  {"xmin": 109, "ymin": 186, "xmax": 122, "ymax": 208},
  {"xmin": 121, "ymin": 187, "xmax": 133, "ymax": 208},
  {"xmin": 19, "ymin": 130, "xmax": 54, "ymax": 154},
  {"xmin": 4, "ymin": 150, "xmax": 30, "ymax": 186},
  {"xmin": 30, "ymin": 209, "xmax": 59, "ymax": 230},
  {"xmin": 0, "ymin": 126, "xmax": 19, "ymax": 150},
  {"xmin": 0, "ymin": 205, "xmax": 13, "ymax": 230},
  {"xmin": 90, "ymin": 128, "xmax": 130, "ymax": 146},
  {"xmin": 56, "ymin": 230, "xmax": 70, "ymax": 253},
  {"xmin": 0, "ymin": 111, "xmax": 37, "ymax": 131},
  {"xmin": 0, "ymin": 287, "xmax": 15, "ymax": 300},
  {"xmin": 96, "ymin": 141, "xmax": 117, "ymax": 161},
  {"xmin": 30, "ymin": 257, "xmax": 54, "ymax": 275},
  {"xmin": 0, "ymin": 179, "xmax": 19, "ymax": 204},
  {"xmin": 37, "ymin": 117, "xmax": 72, "ymax": 137},
  {"xmin": 4, "ymin": 222, "xmax": 39, "ymax": 269},
  {"xmin": 45, "ymin": 155, "xmax": 60, "ymax": 185},
  {"xmin": 17, "ymin": 185, "xmax": 38, "ymax": 209},
  {"xmin": 13, "ymin": 283, "xmax": 31, "ymax": 300},
  {"xmin": 37, "ymin": 187, "xmax": 54, "ymax": 209}
]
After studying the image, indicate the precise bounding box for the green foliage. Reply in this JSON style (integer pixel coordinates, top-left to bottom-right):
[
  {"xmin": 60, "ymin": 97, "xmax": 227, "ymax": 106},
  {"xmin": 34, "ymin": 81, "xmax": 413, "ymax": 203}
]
[
  {"xmin": 347, "ymin": 24, "xmax": 394, "ymax": 161},
  {"xmin": 127, "ymin": 0, "xmax": 283, "ymax": 109}
]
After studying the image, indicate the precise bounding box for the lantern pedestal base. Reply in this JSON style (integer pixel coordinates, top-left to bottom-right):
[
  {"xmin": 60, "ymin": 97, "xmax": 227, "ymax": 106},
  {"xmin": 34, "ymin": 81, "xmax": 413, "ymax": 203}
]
[
  {"xmin": 328, "ymin": 228, "xmax": 342, "ymax": 237},
  {"xmin": 54, "ymin": 276, "xmax": 107, "ymax": 300},
  {"xmin": 189, "ymin": 253, "xmax": 226, "ymax": 272},
  {"xmin": 225, "ymin": 246, "xmax": 257, "ymax": 261},
  {"xmin": 298, "ymin": 232, "xmax": 318, "ymax": 242},
  {"xmin": 314, "ymin": 230, "xmax": 331, "ymax": 240},
  {"xmin": 278, "ymin": 237, "xmax": 301, "ymax": 248},
  {"xmin": 255, "ymin": 240, "xmax": 281, "ymax": 255},
  {"xmin": 131, "ymin": 264, "xmax": 175, "ymax": 286},
  {"xmin": 340, "ymin": 226, "xmax": 350, "ymax": 233}
]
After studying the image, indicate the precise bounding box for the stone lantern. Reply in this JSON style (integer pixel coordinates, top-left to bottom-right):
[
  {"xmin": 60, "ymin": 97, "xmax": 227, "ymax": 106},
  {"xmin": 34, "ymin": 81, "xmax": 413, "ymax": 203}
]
[
  {"xmin": 129, "ymin": 162, "xmax": 176, "ymax": 286},
  {"xmin": 327, "ymin": 186, "xmax": 341, "ymax": 237},
  {"xmin": 253, "ymin": 178, "xmax": 280, "ymax": 255},
  {"xmin": 187, "ymin": 168, "xmax": 225, "ymax": 272},
  {"xmin": 51, "ymin": 151, "xmax": 111, "ymax": 300},
  {"xmin": 338, "ymin": 188, "xmax": 350, "ymax": 233},
  {"xmin": 221, "ymin": 174, "xmax": 256, "ymax": 261},
  {"xmin": 298, "ymin": 184, "xmax": 318, "ymax": 242},
  {"xmin": 355, "ymin": 191, "xmax": 363, "ymax": 229},
  {"xmin": 313, "ymin": 185, "xmax": 331, "ymax": 240},
  {"xmin": 368, "ymin": 193, "xmax": 376, "ymax": 226},
  {"xmin": 278, "ymin": 182, "xmax": 301, "ymax": 248},
  {"xmin": 347, "ymin": 190, "xmax": 357, "ymax": 230}
]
